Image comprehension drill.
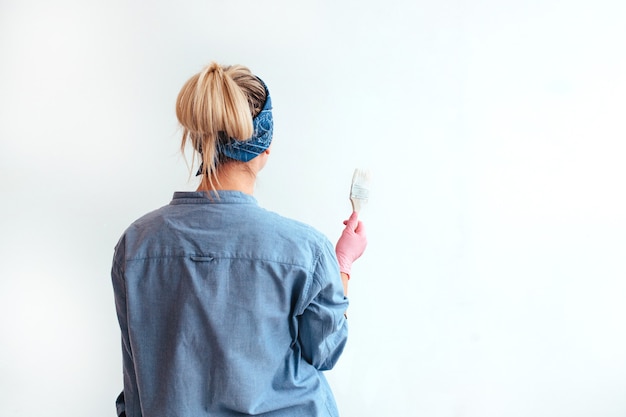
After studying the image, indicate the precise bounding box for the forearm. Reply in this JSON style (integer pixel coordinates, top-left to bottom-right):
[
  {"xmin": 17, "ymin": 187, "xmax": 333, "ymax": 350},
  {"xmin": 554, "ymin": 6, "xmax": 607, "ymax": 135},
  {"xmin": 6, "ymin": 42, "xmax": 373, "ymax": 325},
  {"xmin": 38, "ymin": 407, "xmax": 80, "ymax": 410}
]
[
  {"xmin": 335, "ymin": 211, "xmax": 366, "ymax": 298},
  {"xmin": 341, "ymin": 272, "xmax": 349, "ymax": 296}
]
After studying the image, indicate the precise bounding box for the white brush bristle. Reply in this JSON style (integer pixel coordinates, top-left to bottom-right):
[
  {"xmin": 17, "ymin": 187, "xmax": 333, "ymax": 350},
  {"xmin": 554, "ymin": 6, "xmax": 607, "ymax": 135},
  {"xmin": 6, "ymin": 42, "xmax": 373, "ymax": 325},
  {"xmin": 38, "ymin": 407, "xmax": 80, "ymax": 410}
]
[{"xmin": 350, "ymin": 168, "xmax": 371, "ymax": 212}]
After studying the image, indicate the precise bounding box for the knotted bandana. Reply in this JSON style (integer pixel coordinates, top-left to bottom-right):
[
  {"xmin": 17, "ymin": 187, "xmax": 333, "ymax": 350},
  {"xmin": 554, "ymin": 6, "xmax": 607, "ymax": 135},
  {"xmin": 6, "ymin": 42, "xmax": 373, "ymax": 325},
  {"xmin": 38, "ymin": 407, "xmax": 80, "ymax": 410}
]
[{"xmin": 218, "ymin": 77, "xmax": 273, "ymax": 162}]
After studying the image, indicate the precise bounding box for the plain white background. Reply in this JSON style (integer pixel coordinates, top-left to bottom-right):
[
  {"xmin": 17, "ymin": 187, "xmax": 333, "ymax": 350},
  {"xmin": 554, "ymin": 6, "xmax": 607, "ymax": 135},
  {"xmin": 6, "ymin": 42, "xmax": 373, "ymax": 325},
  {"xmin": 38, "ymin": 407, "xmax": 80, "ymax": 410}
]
[{"xmin": 1, "ymin": 0, "xmax": 625, "ymax": 416}]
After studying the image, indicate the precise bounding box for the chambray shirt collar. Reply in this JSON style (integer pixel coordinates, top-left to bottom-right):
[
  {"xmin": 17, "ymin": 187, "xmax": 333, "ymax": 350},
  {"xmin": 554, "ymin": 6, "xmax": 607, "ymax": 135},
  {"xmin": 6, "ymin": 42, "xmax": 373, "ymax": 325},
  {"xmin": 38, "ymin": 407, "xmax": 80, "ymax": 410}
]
[{"xmin": 170, "ymin": 190, "xmax": 258, "ymax": 205}]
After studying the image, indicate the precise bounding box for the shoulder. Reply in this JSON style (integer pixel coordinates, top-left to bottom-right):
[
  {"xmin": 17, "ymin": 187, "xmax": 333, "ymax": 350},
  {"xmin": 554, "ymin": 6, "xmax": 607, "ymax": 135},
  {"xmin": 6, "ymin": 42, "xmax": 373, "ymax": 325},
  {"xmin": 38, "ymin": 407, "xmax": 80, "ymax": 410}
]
[
  {"xmin": 255, "ymin": 207, "xmax": 330, "ymax": 247},
  {"xmin": 112, "ymin": 203, "xmax": 174, "ymax": 256},
  {"xmin": 122, "ymin": 204, "xmax": 172, "ymax": 237},
  {"xmin": 225, "ymin": 205, "xmax": 336, "ymax": 270}
]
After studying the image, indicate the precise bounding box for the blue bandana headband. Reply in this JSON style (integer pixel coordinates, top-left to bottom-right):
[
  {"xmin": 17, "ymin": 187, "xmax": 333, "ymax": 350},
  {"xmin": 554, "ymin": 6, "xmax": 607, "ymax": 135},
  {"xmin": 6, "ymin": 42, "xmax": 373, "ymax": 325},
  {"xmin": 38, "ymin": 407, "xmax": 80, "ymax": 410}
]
[{"xmin": 218, "ymin": 77, "xmax": 273, "ymax": 162}]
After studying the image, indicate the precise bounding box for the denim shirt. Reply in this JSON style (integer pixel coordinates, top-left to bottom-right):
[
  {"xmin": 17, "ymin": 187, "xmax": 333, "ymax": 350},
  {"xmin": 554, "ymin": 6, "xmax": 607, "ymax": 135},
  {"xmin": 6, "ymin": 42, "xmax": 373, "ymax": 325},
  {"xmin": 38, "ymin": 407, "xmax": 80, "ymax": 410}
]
[{"xmin": 111, "ymin": 191, "xmax": 349, "ymax": 417}]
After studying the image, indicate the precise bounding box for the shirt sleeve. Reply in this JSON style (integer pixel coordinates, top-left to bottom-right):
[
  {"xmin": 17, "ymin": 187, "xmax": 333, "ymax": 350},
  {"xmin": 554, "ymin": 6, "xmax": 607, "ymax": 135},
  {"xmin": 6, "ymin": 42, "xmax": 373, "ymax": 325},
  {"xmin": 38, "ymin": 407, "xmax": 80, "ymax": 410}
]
[
  {"xmin": 115, "ymin": 391, "xmax": 126, "ymax": 417},
  {"xmin": 111, "ymin": 236, "xmax": 139, "ymax": 416},
  {"xmin": 297, "ymin": 239, "xmax": 349, "ymax": 371}
]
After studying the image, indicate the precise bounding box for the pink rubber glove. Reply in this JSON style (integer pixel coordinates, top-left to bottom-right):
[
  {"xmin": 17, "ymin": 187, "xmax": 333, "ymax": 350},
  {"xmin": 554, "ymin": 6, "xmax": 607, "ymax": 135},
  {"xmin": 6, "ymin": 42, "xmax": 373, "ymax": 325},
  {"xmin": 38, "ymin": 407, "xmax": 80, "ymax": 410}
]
[{"xmin": 335, "ymin": 211, "xmax": 367, "ymax": 277}]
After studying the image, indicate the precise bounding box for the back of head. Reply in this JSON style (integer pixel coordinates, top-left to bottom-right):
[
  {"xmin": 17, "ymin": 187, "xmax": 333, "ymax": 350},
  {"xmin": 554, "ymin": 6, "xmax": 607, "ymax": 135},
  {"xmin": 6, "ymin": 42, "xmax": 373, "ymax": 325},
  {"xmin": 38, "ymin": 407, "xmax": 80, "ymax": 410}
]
[{"xmin": 176, "ymin": 62, "xmax": 267, "ymax": 191}]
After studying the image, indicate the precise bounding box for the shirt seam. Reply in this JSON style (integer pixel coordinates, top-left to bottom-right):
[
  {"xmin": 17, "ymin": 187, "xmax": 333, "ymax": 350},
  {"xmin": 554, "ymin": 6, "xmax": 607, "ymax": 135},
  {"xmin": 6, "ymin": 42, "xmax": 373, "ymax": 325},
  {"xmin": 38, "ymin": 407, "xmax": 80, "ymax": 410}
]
[
  {"xmin": 295, "ymin": 244, "xmax": 323, "ymax": 317},
  {"xmin": 123, "ymin": 253, "xmax": 311, "ymax": 269},
  {"xmin": 169, "ymin": 200, "xmax": 257, "ymax": 205}
]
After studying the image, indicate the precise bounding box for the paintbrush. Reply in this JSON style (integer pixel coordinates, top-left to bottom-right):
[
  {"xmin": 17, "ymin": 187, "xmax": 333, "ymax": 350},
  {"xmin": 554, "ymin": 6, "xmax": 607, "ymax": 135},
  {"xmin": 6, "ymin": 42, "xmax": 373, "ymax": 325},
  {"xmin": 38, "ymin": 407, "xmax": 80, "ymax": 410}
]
[{"xmin": 350, "ymin": 168, "xmax": 371, "ymax": 213}]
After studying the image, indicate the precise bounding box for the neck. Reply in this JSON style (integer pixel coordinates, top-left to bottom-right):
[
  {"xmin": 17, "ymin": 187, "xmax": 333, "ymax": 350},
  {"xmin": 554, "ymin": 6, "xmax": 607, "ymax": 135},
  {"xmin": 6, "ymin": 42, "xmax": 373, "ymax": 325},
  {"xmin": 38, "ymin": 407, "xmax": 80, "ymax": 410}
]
[{"xmin": 197, "ymin": 162, "xmax": 256, "ymax": 195}]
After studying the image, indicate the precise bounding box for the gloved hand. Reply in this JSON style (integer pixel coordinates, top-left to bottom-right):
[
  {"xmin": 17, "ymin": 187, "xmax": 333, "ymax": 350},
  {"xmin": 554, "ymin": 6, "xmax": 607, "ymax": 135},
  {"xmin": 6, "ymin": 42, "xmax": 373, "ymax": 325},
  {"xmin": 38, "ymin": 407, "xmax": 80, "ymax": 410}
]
[{"xmin": 335, "ymin": 211, "xmax": 367, "ymax": 277}]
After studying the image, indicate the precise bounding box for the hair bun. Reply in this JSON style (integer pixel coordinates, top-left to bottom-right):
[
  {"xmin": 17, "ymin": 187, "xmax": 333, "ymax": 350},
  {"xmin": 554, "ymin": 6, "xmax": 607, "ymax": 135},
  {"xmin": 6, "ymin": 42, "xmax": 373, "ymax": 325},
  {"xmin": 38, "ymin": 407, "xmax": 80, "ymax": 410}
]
[{"xmin": 207, "ymin": 62, "xmax": 224, "ymax": 75}]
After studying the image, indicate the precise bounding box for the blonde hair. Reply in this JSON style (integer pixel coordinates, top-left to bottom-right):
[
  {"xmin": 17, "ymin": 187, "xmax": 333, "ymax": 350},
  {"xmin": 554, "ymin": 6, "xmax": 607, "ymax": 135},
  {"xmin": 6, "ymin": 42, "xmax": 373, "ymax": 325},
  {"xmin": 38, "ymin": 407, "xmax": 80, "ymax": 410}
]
[{"xmin": 176, "ymin": 62, "xmax": 266, "ymax": 191}]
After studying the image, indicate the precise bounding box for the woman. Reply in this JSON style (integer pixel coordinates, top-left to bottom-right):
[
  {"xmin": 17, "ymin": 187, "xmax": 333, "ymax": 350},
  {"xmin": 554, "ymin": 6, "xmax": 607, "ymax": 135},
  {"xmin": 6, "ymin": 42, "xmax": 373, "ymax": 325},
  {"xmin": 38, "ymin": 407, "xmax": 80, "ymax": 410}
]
[{"xmin": 111, "ymin": 62, "xmax": 367, "ymax": 417}]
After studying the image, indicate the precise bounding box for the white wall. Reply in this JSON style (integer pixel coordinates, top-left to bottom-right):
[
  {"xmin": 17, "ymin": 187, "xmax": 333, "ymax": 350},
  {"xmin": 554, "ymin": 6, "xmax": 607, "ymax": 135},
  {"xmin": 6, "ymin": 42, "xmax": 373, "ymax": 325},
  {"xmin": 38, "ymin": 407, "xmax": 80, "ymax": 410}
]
[{"xmin": 1, "ymin": 0, "xmax": 625, "ymax": 416}]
